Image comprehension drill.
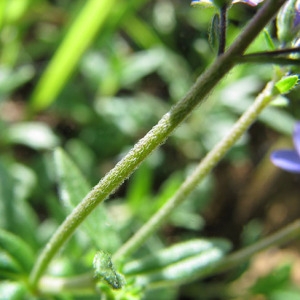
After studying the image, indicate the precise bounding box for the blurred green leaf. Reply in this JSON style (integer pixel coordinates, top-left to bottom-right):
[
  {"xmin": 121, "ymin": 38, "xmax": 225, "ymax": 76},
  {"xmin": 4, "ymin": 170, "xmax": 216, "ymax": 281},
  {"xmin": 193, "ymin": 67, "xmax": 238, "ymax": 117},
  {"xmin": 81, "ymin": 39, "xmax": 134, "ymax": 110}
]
[
  {"xmin": 54, "ymin": 147, "xmax": 121, "ymax": 252},
  {"xmin": 0, "ymin": 281, "xmax": 27, "ymax": 300},
  {"xmin": 0, "ymin": 228, "xmax": 35, "ymax": 274},
  {"xmin": 2, "ymin": 0, "xmax": 33, "ymax": 24},
  {"xmin": 122, "ymin": 14, "xmax": 162, "ymax": 49},
  {"xmin": 0, "ymin": 66, "xmax": 34, "ymax": 101},
  {"xmin": 0, "ymin": 161, "xmax": 38, "ymax": 248},
  {"xmin": 123, "ymin": 238, "xmax": 231, "ymax": 287},
  {"xmin": 30, "ymin": 0, "xmax": 117, "ymax": 111},
  {"xmin": 0, "ymin": 252, "xmax": 22, "ymax": 277},
  {"xmin": 127, "ymin": 162, "xmax": 153, "ymax": 213},
  {"xmin": 6, "ymin": 122, "xmax": 59, "ymax": 150},
  {"xmin": 251, "ymin": 264, "xmax": 292, "ymax": 296},
  {"xmin": 263, "ymin": 29, "xmax": 276, "ymax": 50}
]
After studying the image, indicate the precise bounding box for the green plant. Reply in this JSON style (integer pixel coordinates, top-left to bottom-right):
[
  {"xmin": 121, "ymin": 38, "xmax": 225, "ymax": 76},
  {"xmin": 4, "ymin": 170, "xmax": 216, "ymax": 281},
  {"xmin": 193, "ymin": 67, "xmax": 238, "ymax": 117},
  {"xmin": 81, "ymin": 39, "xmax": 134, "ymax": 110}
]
[{"xmin": 1, "ymin": 0, "xmax": 300, "ymax": 299}]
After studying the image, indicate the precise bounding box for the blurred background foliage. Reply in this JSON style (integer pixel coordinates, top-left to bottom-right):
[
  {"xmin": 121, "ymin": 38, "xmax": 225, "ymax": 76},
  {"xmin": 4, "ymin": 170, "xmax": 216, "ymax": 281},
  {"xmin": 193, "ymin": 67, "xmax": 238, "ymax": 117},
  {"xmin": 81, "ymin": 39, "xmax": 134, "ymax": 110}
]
[{"xmin": 1, "ymin": 0, "xmax": 300, "ymax": 299}]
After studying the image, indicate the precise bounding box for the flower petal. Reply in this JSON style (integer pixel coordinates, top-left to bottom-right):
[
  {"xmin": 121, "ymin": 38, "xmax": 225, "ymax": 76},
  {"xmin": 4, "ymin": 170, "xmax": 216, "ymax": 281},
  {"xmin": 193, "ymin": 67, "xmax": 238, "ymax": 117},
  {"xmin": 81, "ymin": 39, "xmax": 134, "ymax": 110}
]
[
  {"xmin": 270, "ymin": 149, "xmax": 300, "ymax": 173},
  {"xmin": 232, "ymin": 0, "xmax": 264, "ymax": 6},
  {"xmin": 295, "ymin": 0, "xmax": 300, "ymax": 27},
  {"xmin": 293, "ymin": 122, "xmax": 300, "ymax": 156}
]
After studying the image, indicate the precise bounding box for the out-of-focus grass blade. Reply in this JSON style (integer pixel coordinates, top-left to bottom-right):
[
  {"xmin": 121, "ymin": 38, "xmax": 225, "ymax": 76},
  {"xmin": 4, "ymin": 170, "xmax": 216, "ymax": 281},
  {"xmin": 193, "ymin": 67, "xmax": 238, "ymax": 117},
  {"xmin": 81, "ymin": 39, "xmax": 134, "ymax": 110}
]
[
  {"xmin": 122, "ymin": 14, "xmax": 162, "ymax": 49},
  {"xmin": 0, "ymin": 228, "xmax": 35, "ymax": 274},
  {"xmin": 4, "ymin": 0, "xmax": 33, "ymax": 24},
  {"xmin": 30, "ymin": 0, "xmax": 116, "ymax": 111}
]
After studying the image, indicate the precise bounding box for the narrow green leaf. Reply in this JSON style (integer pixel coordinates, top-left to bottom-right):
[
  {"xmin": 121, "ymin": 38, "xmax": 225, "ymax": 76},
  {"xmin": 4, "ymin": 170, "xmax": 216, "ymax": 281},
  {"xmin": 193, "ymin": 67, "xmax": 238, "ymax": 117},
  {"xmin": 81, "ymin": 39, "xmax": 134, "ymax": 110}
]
[
  {"xmin": 123, "ymin": 238, "xmax": 231, "ymax": 276},
  {"xmin": 6, "ymin": 122, "xmax": 59, "ymax": 150},
  {"xmin": 263, "ymin": 29, "xmax": 276, "ymax": 50},
  {"xmin": 275, "ymin": 75, "xmax": 298, "ymax": 94},
  {"xmin": 0, "ymin": 251, "xmax": 23, "ymax": 276},
  {"xmin": 209, "ymin": 14, "xmax": 220, "ymax": 52},
  {"xmin": 0, "ymin": 161, "xmax": 38, "ymax": 247},
  {"xmin": 0, "ymin": 66, "xmax": 34, "ymax": 101},
  {"xmin": 30, "ymin": 0, "xmax": 117, "ymax": 111},
  {"xmin": 54, "ymin": 148, "xmax": 120, "ymax": 251},
  {"xmin": 125, "ymin": 238, "xmax": 231, "ymax": 287},
  {"xmin": 0, "ymin": 229, "xmax": 35, "ymax": 274},
  {"xmin": 122, "ymin": 14, "xmax": 162, "ymax": 49}
]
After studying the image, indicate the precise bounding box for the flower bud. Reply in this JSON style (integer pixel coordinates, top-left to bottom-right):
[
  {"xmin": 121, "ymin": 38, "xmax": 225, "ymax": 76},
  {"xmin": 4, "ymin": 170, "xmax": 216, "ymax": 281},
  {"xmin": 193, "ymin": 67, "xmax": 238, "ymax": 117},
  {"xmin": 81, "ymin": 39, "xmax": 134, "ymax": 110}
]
[{"xmin": 277, "ymin": 0, "xmax": 300, "ymax": 45}]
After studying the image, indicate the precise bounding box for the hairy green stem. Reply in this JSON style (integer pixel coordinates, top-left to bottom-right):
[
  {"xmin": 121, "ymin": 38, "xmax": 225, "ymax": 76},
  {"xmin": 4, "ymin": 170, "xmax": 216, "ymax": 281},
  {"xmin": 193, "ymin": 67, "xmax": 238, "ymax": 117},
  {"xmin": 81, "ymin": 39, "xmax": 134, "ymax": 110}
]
[
  {"xmin": 29, "ymin": 0, "xmax": 287, "ymax": 289},
  {"xmin": 114, "ymin": 80, "xmax": 277, "ymax": 262}
]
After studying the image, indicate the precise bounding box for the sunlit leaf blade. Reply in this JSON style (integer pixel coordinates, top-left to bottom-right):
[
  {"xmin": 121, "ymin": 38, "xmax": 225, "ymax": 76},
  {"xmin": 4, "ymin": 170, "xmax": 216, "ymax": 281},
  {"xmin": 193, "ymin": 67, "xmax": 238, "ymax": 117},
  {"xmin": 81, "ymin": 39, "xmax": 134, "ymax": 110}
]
[
  {"xmin": 263, "ymin": 29, "xmax": 276, "ymax": 50},
  {"xmin": 275, "ymin": 75, "xmax": 298, "ymax": 94},
  {"xmin": 0, "ymin": 229, "xmax": 35, "ymax": 274},
  {"xmin": 54, "ymin": 148, "xmax": 120, "ymax": 251},
  {"xmin": 123, "ymin": 238, "xmax": 231, "ymax": 286},
  {"xmin": 30, "ymin": 0, "xmax": 117, "ymax": 111},
  {"xmin": 6, "ymin": 122, "xmax": 59, "ymax": 150},
  {"xmin": 0, "ymin": 281, "xmax": 27, "ymax": 300}
]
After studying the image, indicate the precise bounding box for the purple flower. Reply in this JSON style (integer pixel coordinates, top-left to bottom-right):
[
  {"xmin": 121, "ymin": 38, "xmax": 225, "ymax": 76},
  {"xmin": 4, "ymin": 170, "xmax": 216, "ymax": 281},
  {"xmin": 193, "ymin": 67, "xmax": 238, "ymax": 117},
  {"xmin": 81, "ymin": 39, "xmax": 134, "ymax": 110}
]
[
  {"xmin": 294, "ymin": 1, "xmax": 300, "ymax": 27},
  {"xmin": 270, "ymin": 122, "xmax": 300, "ymax": 173}
]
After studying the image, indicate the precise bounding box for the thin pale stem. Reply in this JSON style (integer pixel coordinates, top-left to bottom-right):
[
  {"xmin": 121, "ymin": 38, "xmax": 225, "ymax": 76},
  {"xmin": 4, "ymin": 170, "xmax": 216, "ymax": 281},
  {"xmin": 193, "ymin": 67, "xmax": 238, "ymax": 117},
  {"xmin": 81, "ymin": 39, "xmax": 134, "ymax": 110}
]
[
  {"xmin": 29, "ymin": 0, "xmax": 287, "ymax": 289},
  {"xmin": 197, "ymin": 219, "xmax": 300, "ymax": 278},
  {"xmin": 114, "ymin": 80, "xmax": 277, "ymax": 262}
]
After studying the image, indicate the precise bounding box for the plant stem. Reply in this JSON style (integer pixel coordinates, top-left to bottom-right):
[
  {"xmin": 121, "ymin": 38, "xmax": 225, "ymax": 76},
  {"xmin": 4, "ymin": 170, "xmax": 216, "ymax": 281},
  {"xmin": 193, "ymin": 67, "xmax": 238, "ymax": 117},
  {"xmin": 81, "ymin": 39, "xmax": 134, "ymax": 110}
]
[
  {"xmin": 218, "ymin": 5, "xmax": 227, "ymax": 55},
  {"xmin": 114, "ymin": 80, "xmax": 277, "ymax": 262},
  {"xmin": 245, "ymin": 46, "xmax": 300, "ymax": 57},
  {"xmin": 198, "ymin": 219, "xmax": 300, "ymax": 278},
  {"xmin": 29, "ymin": 0, "xmax": 287, "ymax": 290},
  {"xmin": 238, "ymin": 56, "xmax": 300, "ymax": 65}
]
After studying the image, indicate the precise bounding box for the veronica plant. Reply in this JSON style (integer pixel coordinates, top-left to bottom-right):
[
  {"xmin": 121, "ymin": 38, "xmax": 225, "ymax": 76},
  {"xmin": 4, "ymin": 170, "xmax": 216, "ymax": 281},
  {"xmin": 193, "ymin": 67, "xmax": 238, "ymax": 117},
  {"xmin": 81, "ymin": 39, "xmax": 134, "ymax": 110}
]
[{"xmin": 4, "ymin": 0, "xmax": 300, "ymax": 299}]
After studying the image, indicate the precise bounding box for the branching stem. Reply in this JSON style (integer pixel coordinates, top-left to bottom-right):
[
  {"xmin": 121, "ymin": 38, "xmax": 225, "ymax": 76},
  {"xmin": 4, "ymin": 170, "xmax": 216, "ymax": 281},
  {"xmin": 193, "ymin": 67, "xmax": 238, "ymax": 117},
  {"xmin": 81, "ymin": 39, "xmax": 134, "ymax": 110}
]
[
  {"xmin": 29, "ymin": 0, "xmax": 287, "ymax": 290},
  {"xmin": 114, "ymin": 80, "xmax": 277, "ymax": 262}
]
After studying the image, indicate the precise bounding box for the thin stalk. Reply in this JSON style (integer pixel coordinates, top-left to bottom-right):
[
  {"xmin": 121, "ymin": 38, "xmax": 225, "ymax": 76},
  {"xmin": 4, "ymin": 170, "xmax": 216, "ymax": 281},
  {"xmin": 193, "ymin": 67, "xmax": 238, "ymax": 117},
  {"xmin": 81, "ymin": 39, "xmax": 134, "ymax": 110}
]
[
  {"xmin": 218, "ymin": 5, "xmax": 228, "ymax": 55},
  {"xmin": 244, "ymin": 46, "xmax": 300, "ymax": 57},
  {"xmin": 29, "ymin": 0, "xmax": 287, "ymax": 290},
  {"xmin": 198, "ymin": 219, "xmax": 300, "ymax": 278},
  {"xmin": 114, "ymin": 80, "xmax": 277, "ymax": 262},
  {"xmin": 238, "ymin": 56, "xmax": 300, "ymax": 65}
]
